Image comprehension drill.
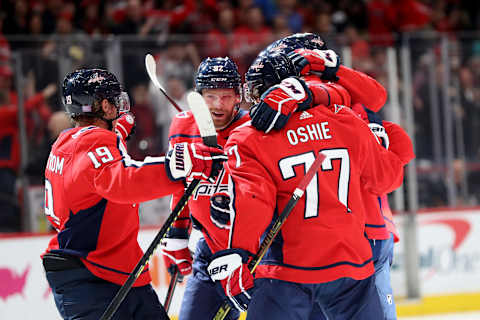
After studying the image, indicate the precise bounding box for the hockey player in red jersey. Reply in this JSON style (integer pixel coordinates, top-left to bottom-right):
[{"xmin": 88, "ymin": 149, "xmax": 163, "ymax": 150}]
[
  {"xmin": 42, "ymin": 68, "xmax": 227, "ymax": 320},
  {"xmin": 207, "ymin": 79, "xmax": 414, "ymax": 319},
  {"xmin": 160, "ymin": 57, "xmax": 249, "ymax": 320}
]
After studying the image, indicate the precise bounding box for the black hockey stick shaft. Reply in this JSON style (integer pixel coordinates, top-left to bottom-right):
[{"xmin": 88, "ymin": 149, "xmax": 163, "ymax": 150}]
[
  {"xmin": 213, "ymin": 153, "xmax": 326, "ymax": 320},
  {"xmin": 164, "ymin": 266, "xmax": 182, "ymax": 313}
]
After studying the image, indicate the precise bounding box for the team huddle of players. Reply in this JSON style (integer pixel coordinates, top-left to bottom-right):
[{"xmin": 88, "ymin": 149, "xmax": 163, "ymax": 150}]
[
  {"xmin": 43, "ymin": 33, "xmax": 414, "ymax": 320},
  {"xmin": 161, "ymin": 33, "xmax": 414, "ymax": 320}
]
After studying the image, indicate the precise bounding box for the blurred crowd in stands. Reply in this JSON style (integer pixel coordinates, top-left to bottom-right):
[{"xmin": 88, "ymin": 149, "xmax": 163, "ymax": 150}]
[{"xmin": 0, "ymin": 0, "xmax": 480, "ymax": 232}]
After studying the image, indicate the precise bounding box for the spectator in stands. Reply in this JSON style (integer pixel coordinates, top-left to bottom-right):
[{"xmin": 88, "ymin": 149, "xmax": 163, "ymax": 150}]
[
  {"xmin": 26, "ymin": 110, "xmax": 73, "ymax": 185},
  {"xmin": 79, "ymin": 0, "xmax": 106, "ymax": 35},
  {"xmin": 127, "ymin": 84, "xmax": 158, "ymax": 158},
  {"xmin": 2, "ymin": 0, "xmax": 29, "ymax": 36},
  {"xmin": 367, "ymin": 0, "xmax": 397, "ymax": 47},
  {"xmin": 311, "ymin": 12, "xmax": 341, "ymax": 53},
  {"xmin": 231, "ymin": 5, "xmax": 273, "ymax": 74},
  {"xmin": 55, "ymin": 9, "xmax": 94, "ymax": 71},
  {"xmin": 203, "ymin": 6, "xmax": 235, "ymax": 58},
  {"xmin": 275, "ymin": 0, "xmax": 304, "ymax": 33},
  {"xmin": 0, "ymin": 64, "xmax": 56, "ymax": 231},
  {"xmin": 271, "ymin": 14, "xmax": 294, "ymax": 40},
  {"xmin": 152, "ymin": 38, "xmax": 199, "ymax": 90},
  {"xmin": 148, "ymin": 74, "xmax": 189, "ymax": 152}
]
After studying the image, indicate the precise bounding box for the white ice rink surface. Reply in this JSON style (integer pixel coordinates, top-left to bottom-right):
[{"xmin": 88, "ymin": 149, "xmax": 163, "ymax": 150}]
[{"xmin": 400, "ymin": 311, "xmax": 480, "ymax": 319}]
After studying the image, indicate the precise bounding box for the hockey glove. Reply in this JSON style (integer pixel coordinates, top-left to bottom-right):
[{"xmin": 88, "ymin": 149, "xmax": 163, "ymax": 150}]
[
  {"xmin": 288, "ymin": 48, "xmax": 340, "ymax": 81},
  {"xmin": 351, "ymin": 104, "xmax": 389, "ymax": 149},
  {"xmin": 207, "ymin": 249, "xmax": 255, "ymax": 312},
  {"xmin": 250, "ymin": 77, "xmax": 313, "ymax": 133},
  {"xmin": 160, "ymin": 227, "xmax": 193, "ymax": 276},
  {"xmin": 114, "ymin": 112, "xmax": 136, "ymax": 141},
  {"xmin": 165, "ymin": 142, "xmax": 227, "ymax": 183},
  {"xmin": 210, "ymin": 191, "xmax": 231, "ymax": 229}
]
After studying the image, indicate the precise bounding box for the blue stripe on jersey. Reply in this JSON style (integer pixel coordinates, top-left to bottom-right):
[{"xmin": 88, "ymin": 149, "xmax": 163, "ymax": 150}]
[
  {"xmin": 56, "ymin": 198, "xmax": 107, "ymax": 258},
  {"xmin": 263, "ymin": 257, "xmax": 373, "ymax": 271},
  {"xmin": 259, "ymin": 207, "xmax": 284, "ymax": 265},
  {"xmin": 365, "ymin": 223, "xmax": 387, "ymax": 228},
  {"xmin": 83, "ymin": 258, "xmax": 150, "ymax": 276},
  {"xmin": 169, "ymin": 133, "xmax": 202, "ymax": 141}
]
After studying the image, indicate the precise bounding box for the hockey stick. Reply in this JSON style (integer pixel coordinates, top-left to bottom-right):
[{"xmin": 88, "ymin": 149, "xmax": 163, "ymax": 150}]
[
  {"xmin": 100, "ymin": 92, "xmax": 217, "ymax": 320},
  {"xmin": 213, "ymin": 152, "xmax": 326, "ymax": 320},
  {"xmin": 164, "ymin": 266, "xmax": 183, "ymax": 313},
  {"xmin": 145, "ymin": 53, "xmax": 183, "ymax": 112}
]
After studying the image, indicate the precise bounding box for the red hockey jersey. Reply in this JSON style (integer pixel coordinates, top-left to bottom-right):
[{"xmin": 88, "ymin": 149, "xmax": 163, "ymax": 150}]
[
  {"xmin": 224, "ymin": 105, "xmax": 413, "ymax": 284},
  {"xmin": 43, "ymin": 126, "xmax": 184, "ymax": 286},
  {"xmin": 167, "ymin": 110, "xmax": 250, "ymax": 253}
]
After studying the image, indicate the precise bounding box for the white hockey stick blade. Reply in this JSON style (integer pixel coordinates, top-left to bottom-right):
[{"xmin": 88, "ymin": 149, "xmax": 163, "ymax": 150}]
[
  {"xmin": 145, "ymin": 53, "xmax": 183, "ymax": 112},
  {"xmin": 145, "ymin": 54, "xmax": 164, "ymax": 91},
  {"xmin": 187, "ymin": 91, "xmax": 217, "ymax": 147}
]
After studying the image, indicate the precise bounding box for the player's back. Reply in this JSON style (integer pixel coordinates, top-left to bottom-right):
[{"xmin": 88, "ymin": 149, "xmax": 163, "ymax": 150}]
[
  {"xmin": 45, "ymin": 126, "xmax": 111, "ymax": 230},
  {"xmin": 226, "ymin": 105, "xmax": 405, "ymax": 283}
]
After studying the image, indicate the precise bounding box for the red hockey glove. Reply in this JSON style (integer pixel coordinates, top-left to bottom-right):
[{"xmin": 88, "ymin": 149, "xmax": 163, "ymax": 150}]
[
  {"xmin": 250, "ymin": 77, "xmax": 313, "ymax": 133},
  {"xmin": 210, "ymin": 191, "xmax": 231, "ymax": 229},
  {"xmin": 160, "ymin": 228, "xmax": 192, "ymax": 276},
  {"xmin": 114, "ymin": 112, "xmax": 136, "ymax": 141},
  {"xmin": 166, "ymin": 142, "xmax": 227, "ymax": 183},
  {"xmin": 288, "ymin": 48, "xmax": 340, "ymax": 81},
  {"xmin": 207, "ymin": 249, "xmax": 255, "ymax": 312}
]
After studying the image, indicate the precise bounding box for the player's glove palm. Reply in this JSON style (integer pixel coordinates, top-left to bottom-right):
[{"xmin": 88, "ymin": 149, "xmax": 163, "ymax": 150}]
[
  {"xmin": 288, "ymin": 48, "xmax": 340, "ymax": 81},
  {"xmin": 166, "ymin": 142, "xmax": 227, "ymax": 183},
  {"xmin": 160, "ymin": 228, "xmax": 192, "ymax": 276},
  {"xmin": 207, "ymin": 249, "xmax": 255, "ymax": 312},
  {"xmin": 114, "ymin": 112, "xmax": 136, "ymax": 141},
  {"xmin": 250, "ymin": 77, "xmax": 313, "ymax": 133}
]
